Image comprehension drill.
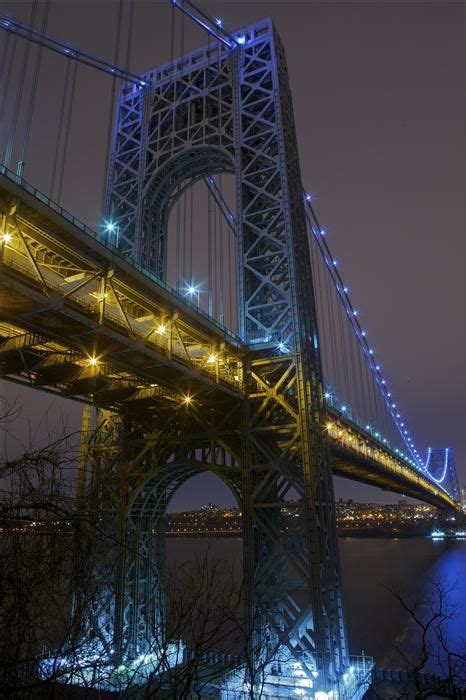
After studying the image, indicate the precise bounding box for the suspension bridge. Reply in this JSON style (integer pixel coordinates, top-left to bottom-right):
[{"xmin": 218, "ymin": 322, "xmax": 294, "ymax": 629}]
[{"xmin": 0, "ymin": 2, "xmax": 461, "ymax": 698}]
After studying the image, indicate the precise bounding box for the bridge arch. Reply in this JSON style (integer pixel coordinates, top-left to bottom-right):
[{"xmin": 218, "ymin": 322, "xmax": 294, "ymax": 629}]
[
  {"xmin": 142, "ymin": 145, "xmax": 235, "ymax": 279},
  {"xmin": 122, "ymin": 459, "xmax": 242, "ymax": 658}
]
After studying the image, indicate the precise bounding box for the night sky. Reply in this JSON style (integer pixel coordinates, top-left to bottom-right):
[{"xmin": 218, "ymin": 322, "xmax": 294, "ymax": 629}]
[{"xmin": 0, "ymin": 1, "xmax": 464, "ymax": 509}]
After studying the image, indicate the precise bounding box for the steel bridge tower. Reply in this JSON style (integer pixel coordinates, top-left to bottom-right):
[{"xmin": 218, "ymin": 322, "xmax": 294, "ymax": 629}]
[{"xmin": 88, "ymin": 18, "xmax": 349, "ymax": 691}]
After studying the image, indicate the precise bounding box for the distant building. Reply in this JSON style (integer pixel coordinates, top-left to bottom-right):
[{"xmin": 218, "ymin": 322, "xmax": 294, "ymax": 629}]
[{"xmin": 461, "ymin": 485, "xmax": 466, "ymax": 510}]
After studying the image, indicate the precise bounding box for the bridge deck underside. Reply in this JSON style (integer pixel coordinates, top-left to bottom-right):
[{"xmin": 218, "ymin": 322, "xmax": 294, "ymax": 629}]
[{"xmin": 0, "ymin": 174, "xmax": 457, "ymax": 510}]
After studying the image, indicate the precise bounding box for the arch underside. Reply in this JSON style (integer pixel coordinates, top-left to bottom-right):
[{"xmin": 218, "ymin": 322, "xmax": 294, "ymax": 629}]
[
  {"xmin": 142, "ymin": 146, "xmax": 234, "ymax": 280},
  {"xmin": 124, "ymin": 458, "xmax": 242, "ymax": 656}
]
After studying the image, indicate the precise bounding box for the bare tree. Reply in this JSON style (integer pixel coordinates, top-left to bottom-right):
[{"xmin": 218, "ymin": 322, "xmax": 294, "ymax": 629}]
[{"xmin": 371, "ymin": 579, "xmax": 466, "ymax": 699}]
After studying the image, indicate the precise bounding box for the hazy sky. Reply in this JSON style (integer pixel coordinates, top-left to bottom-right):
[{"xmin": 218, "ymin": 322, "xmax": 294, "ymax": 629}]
[{"xmin": 0, "ymin": 0, "xmax": 464, "ymax": 508}]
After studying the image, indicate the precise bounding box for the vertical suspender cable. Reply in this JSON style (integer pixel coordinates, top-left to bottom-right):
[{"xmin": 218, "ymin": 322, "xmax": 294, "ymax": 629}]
[
  {"xmin": 219, "ymin": 176, "xmax": 224, "ymax": 325},
  {"xmin": 228, "ymin": 215, "xmax": 234, "ymax": 329},
  {"xmin": 56, "ymin": 59, "xmax": 78, "ymax": 204},
  {"xmin": 124, "ymin": 0, "xmax": 134, "ymax": 72},
  {"xmin": 19, "ymin": 0, "xmax": 50, "ymax": 166},
  {"xmin": 189, "ymin": 185, "xmax": 193, "ymax": 282},
  {"xmin": 208, "ymin": 183, "xmax": 213, "ymax": 316},
  {"xmin": 103, "ymin": 0, "xmax": 123, "ymax": 199},
  {"xmin": 0, "ymin": 37, "xmax": 16, "ymax": 158},
  {"xmin": 50, "ymin": 59, "xmax": 71, "ymax": 199},
  {"xmin": 4, "ymin": 1, "xmax": 38, "ymax": 169},
  {"xmin": 175, "ymin": 197, "xmax": 180, "ymax": 289},
  {"xmin": 182, "ymin": 190, "xmax": 187, "ymax": 284}
]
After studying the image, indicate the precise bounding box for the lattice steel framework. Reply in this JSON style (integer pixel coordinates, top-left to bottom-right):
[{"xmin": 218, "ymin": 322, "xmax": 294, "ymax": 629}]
[{"xmin": 98, "ymin": 18, "xmax": 348, "ymax": 689}]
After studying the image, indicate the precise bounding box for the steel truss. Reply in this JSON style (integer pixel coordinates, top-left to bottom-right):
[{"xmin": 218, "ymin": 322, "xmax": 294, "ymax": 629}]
[{"xmin": 102, "ymin": 18, "xmax": 349, "ymax": 688}]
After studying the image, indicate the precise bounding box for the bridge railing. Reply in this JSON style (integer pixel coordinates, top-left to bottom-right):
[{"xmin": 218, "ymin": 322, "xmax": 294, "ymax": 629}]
[{"xmin": 0, "ymin": 164, "xmax": 242, "ymax": 347}]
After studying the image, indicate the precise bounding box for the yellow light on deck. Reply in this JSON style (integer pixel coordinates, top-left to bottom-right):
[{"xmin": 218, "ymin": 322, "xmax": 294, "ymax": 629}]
[
  {"xmin": 157, "ymin": 324, "xmax": 166, "ymax": 335},
  {"xmin": 207, "ymin": 353, "xmax": 217, "ymax": 364},
  {"xmin": 182, "ymin": 394, "xmax": 192, "ymax": 406},
  {"xmin": 326, "ymin": 422, "xmax": 333, "ymax": 431},
  {"xmin": 88, "ymin": 356, "xmax": 98, "ymax": 367},
  {"xmin": 1, "ymin": 232, "xmax": 12, "ymax": 243}
]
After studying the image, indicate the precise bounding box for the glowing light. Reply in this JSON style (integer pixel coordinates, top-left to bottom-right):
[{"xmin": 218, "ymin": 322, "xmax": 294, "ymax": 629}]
[
  {"xmin": 326, "ymin": 422, "xmax": 334, "ymax": 431},
  {"xmin": 88, "ymin": 356, "xmax": 98, "ymax": 367},
  {"xmin": 1, "ymin": 232, "xmax": 12, "ymax": 243},
  {"xmin": 324, "ymin": 391, "xmax": 331, "ymax": 399},
  {"xmin": 344, "ymin": 287, "xmax": 349, "ymax": 293},
  {"xmin": 278, "ymin": 341, "xmax": 289, "ymax": 354},
  {"xmin": 215, "ymin": 17, "xmax": 223, "ymax": 26},
  {"xmin": 320, "ymin": 229, "xmax": 326, "ymax": 236},
  {"xmin": 332, "ymin": 259, "xmax": 338, "ymax": 266},
  {"xmin": 376, "ymin": 364, "xmax": 380, "ymax": 370},
  {"xmin": 207, "ymin": 353, "xmax": 217, "ymax": 364},
  {"xmin": 369, "ymin": 348, "xmax": 374, "ymax": 354},
  {"xmin": 431, "ymin": 528, "xmax": 445, "ymax": 539},
  {"xmin": 186, "ymin": 284, "xmax": 198, "ymax": 296},
  {"xmin": 157, "ymin": 324, "xmax": 166, "ymax": 334},
  {"xmin": 361, "ymin": 330, "xmax": 366, "ymax": 336},
  {"xmin": 182, "ymin": 394, "xmax": 192, "ymax": 406},
  {"xmin": 306, "ymin": 193, "xmax": 312, "ymax": 201},
  {"xmin": 353, "ymin": 310, "xmax": 358, "ymax": 316},
  {"xmin": 104, "ymin": 220, "xmax": 117, "ymax": 234},
  {"xmin": 237, "ymin": 35, "xmax": 246, "ymax": 44},
  {"xmin": 341, "ymin": 405, "xmax": 347, "ymax": 412}
]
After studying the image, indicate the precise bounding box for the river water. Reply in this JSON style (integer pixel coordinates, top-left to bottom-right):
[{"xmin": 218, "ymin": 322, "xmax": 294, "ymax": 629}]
[{"xmin": 166, "ymin": 536, "xmax": 466, "ymax": 673}]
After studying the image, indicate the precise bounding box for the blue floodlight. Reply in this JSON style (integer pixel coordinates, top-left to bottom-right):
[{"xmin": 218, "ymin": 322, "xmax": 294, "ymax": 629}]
[
  {"xmin": 215, "ymin": 17, "xmax": 222, "ymax": 27},
  {"xmin": 278, "ymin": 341, "xmax": 289, "ymax": 354},
  {"xmin": 237, "ymin": 35, "xmax": 246, "ymax": 44}
]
